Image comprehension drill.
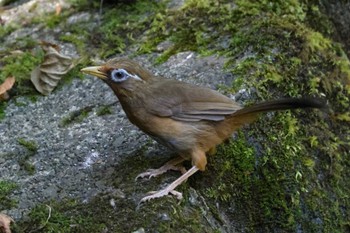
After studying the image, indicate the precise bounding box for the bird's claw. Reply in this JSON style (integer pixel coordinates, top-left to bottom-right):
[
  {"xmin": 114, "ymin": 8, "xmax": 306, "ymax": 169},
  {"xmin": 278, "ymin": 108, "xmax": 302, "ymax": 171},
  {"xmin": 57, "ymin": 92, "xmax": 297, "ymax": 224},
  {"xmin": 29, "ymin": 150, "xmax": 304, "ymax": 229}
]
[
  {"xmin": 135, "ymin": 165, "xmax": 187, "ymax": 181},
  {"xmin": 139, "ymin": 189, "xmax": 183, "ymax": 203},
  {"xmin": 135, "ymin": 169, "xmax": 162, "ymax": 181}
]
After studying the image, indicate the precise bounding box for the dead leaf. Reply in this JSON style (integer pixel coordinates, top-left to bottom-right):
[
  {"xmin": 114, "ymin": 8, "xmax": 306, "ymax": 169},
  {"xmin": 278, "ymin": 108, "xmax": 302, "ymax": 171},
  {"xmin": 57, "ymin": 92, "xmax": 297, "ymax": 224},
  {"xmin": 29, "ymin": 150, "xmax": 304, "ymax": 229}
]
[
  {"xmin": 31, "ymin": 42, "xmax": 73, "ymax": 95},
  {"xmin": 0, "ymin": 76, "xmax": 15, "ymax": 101},
  {"xmin": 40, "ymin": 41, "xmax": 60, "ymax": 52},
  {"xmin": 0, "ymin": 213, "xmax": 14, "ymax": 233}
]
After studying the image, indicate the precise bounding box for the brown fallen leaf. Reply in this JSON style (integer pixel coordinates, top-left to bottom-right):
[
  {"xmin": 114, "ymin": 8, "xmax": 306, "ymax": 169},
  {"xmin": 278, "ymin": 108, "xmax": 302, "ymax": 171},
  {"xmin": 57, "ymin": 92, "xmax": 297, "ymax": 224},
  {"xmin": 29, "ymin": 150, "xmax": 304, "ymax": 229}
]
[
  {"xmin": 0, "ymin": 76, "xmax": 15, "ymax": 101},
  {"xmin": 31, "ymin": 42, "xmax": 73, "ymax": 95},
  {"xmin": 0, "ymin": 213, "xmax": 14, "ymax": 233}
]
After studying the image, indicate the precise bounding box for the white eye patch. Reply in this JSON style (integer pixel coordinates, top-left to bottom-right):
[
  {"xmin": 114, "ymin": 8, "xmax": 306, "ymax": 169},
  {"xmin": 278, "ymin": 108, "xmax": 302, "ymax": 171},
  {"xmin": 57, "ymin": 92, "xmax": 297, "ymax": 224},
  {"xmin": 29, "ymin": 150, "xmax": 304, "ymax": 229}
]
[{"xmin": 110, "ymin": 69, "xmax": 142, "ymax": 83}]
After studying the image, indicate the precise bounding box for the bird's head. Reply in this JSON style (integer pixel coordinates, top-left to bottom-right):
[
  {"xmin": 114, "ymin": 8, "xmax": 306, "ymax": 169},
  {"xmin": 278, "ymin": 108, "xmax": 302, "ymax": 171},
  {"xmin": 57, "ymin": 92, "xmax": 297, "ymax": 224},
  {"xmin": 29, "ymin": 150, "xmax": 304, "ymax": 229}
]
[{"xmin": 81, "ymin": 58, "xmax": 154, "ymax": 95}]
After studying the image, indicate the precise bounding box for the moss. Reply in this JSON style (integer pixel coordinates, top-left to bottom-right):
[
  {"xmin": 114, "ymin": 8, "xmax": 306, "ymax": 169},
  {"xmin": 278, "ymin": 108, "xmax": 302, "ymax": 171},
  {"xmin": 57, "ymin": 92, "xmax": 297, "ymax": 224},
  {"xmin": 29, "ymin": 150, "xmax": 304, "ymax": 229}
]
[
  {"xmin": 0, "ymin": 51, "xmax": 42, "ymax": 82},
  {"xmin": 139, "ymin": 0, "xmax": 233, "ymax": 63},
  {"xmin": 0, "ymin": 24, "xmax": 18, "ymax": 43},
  {"xmin": 95, "ymin": 0, "xmax": 166, "ymax": 59},
  {"xmin": 60, "ymin": 106, "xmax": 93, "ymax": 127},
  {"xmin": 17, "ymin": 138, "xmax": 38, "ymax": 152},
  {"xmin": 96, "ymin": 105, "xmax": 113, "ymax": 116},
  {"xmin": 0, "ymin": 49, "xmax": 44, "ymax": 97},
  {"xmin": 17, "ymin": 138, "xmax": 38, "ymax": 175},
  {"xmin": 0, "ymin": 180, "xmax": 18, "ymax": 210},
  {"xmin": 14, "ymin": 200, "xmax": 106, "ymax": 233},
  {"xmin": 68, "ymin": 0, "xmax": 100, "ymax": 11}
]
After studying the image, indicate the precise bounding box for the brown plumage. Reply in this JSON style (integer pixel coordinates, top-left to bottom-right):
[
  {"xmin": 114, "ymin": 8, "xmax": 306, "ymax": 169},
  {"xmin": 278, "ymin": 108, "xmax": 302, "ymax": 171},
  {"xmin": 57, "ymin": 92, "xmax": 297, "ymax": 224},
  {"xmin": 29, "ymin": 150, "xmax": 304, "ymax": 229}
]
[{"xmin": 81, "ymin": 58, "xmax": 325, "ymax": 202}]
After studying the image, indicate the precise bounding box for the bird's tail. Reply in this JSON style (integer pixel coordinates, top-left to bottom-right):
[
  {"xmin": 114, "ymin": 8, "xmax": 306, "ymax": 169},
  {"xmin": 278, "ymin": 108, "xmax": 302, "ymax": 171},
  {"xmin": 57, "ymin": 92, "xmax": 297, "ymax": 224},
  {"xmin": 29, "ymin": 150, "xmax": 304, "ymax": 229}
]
[{"xmin": 232, "ymin": 97, "xmax": 326, "ymax": 117}]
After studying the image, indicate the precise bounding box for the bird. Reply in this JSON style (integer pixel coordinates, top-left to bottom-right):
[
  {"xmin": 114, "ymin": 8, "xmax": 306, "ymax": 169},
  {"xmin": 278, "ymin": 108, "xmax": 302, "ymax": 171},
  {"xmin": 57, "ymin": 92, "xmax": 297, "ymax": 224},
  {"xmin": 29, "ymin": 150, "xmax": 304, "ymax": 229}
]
[{"xmin": 81, "ymin": 58, "xmax": 325, "ymax": 203}]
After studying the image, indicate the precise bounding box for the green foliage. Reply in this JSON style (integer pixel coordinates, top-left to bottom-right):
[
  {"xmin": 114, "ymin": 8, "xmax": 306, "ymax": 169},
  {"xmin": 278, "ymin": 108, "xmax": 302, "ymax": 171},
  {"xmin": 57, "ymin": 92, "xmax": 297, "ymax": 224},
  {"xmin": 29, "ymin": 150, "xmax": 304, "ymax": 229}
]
[{"xmin": 0, "ymin": 180, "xmax": 18, "ymax": 209}]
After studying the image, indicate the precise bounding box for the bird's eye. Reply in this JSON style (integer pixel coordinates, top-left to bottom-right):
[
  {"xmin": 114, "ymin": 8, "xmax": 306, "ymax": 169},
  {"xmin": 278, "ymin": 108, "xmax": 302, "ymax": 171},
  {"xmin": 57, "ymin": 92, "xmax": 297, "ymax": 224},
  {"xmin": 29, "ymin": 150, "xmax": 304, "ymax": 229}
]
[{"xmin": 111, "ymin": 69, "xmax": 128, "ymax": 82}]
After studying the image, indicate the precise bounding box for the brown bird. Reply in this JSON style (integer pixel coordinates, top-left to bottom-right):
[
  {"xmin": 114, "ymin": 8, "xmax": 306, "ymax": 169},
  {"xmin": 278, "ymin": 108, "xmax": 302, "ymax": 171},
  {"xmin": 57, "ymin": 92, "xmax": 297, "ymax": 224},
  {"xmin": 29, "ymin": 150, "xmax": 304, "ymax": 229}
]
[{"xmin": 81, "ymin": 58, "xmax": 325, "ymax": 202}]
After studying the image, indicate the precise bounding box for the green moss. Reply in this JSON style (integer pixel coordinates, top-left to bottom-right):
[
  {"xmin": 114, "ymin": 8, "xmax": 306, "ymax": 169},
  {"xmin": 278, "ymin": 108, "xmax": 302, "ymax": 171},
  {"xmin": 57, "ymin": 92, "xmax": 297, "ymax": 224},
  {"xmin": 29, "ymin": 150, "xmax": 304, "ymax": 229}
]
[
  {"xmin": 68, "ymin": 0, "xmax": 100, "ymax": 11},
  {"xmin": 14, "ymin": 200, "xmax": 106, "ymax": 233},
  {"xmin": 0, "ymin": 49, "xmax": 44, "ymax": 96},
  {"xmin": 60, "ymin": 106, "xmax": 93, "ymax": 127},
  {"xmin": 0, "ymin": 51, "xmax": 41, "ymax": 82},
  {"xmin": 18, "ymin": 138, "xmax": 38, "ymax": 152},
  {"xmin": 0, "ymin": 180, "xmax": 18, "ymax": 209},
  {"xmin": 0, "ymin": 24, "xmax": 18, "ymax": 42},
  {"xmin": 140, "ymin": 0, "xmax": 233, "ymax": 63},
  {"xmin": 17, "ymin": 138, "xmax": 38, "ymax": 174},
  {"xmin": 96, "ymin": 0, "xmax": 166, "ymax": 58},
  {"xmin": 96, "ymin": 105, "xmax": 113, "ymax": 116}
]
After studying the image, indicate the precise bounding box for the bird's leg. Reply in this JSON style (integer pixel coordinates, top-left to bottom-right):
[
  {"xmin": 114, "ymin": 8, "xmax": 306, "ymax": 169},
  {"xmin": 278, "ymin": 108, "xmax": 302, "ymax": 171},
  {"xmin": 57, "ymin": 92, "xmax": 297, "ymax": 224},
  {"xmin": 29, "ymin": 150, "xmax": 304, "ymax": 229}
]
[
  {"xmin": 139, "ymin": 165, "xmax": 199, "ymax": 203},
  {"xmin": 135, "ymin": 156, "xmax": 186, "ymax": 180}
]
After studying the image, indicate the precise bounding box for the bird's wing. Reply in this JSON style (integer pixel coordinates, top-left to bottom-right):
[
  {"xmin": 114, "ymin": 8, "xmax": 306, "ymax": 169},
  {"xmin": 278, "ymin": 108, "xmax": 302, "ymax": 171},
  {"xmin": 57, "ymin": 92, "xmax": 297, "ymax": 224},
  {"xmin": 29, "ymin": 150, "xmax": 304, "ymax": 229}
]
[{"xmin": 146, "ymin": 79, "xmax": 242, "ymax": 122}]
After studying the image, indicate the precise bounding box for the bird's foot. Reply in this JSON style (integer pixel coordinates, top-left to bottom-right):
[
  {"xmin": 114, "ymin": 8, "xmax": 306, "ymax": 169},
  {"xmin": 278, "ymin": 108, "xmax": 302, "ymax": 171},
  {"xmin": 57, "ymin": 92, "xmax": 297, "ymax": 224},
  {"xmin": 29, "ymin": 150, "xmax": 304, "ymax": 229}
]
[
  {"xmin": 138, "ymin": 166, "xmax": 199, "ymax": 204},
  {"xmin": 135, "ymin": 156, "xmax": 186, "ymax": 180},
  {"xmin": 140, "ymin": 188, "xmax": 183, "ymax": 203}
]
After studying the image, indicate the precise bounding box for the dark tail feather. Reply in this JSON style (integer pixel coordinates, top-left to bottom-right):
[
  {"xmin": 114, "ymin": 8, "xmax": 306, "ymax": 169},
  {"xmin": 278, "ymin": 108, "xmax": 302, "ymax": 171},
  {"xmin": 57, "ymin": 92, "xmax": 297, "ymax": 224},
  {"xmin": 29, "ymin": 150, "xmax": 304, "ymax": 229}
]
[{"xmin": 233, "ymin": 98, "xmax": 326, "ymax": 116}]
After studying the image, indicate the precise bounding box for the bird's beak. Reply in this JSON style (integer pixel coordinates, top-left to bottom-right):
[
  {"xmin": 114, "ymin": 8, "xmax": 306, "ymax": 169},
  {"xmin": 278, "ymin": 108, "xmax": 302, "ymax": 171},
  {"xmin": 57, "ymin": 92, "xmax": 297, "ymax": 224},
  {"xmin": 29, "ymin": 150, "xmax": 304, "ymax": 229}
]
[{"xmin": 80, "ymin": 66, "xmax": 108, "ymax": 80}]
